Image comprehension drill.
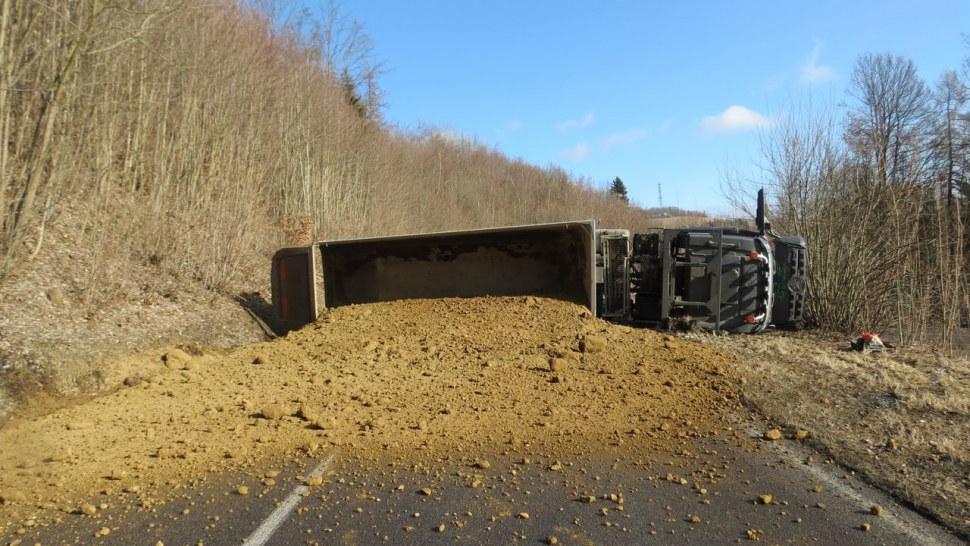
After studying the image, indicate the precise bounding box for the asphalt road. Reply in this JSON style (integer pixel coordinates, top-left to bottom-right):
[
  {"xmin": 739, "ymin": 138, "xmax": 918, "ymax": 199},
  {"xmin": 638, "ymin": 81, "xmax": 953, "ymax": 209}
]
[{"xmin": 8, "ymin": 432, "xmax": 964, "ymax": 546}]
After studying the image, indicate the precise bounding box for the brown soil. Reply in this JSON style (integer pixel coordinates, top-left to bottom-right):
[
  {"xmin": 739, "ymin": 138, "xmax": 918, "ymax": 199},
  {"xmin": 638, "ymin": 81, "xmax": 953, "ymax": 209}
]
[
  {"xmin": 0, "ymin": 209, "xmax": 270, "ymax": 421},
  {"xmin": 0, "ymin": 296, "xmax": 739, "ymax": 526}
]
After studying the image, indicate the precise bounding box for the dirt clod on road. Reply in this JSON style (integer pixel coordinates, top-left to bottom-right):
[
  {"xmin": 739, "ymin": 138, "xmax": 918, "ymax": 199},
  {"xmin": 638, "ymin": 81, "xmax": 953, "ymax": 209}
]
[{"xmin": 0, "ymin": 296, "xmax": 738, "ymax": 525}]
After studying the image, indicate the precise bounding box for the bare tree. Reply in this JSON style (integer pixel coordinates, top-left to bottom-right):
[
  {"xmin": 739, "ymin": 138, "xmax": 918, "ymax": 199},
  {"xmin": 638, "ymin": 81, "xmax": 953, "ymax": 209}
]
[
  {"xmin": 929, "ymin": 70, "xmax": 969, "ymax": 206},
  {"xmin": 724, "ymin": 81, "xmax": 969, "ymax": 345},
  {"xmin": 963, "ymin": 33, "xmax": 970, "ymax": 83},
  {"xmin": 844, "ymin": 53, "xmax": 930, "ymax": 186},
  {"xmin": 311, "ymin": 0, "xmax": 386, "ymax": 121}
]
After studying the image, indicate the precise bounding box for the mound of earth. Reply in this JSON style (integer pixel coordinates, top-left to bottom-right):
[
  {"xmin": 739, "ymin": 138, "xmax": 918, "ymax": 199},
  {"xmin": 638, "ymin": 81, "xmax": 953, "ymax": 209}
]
[{"xmin": 0, "ymin": 296, "xmax": 739, "ymax": 525}]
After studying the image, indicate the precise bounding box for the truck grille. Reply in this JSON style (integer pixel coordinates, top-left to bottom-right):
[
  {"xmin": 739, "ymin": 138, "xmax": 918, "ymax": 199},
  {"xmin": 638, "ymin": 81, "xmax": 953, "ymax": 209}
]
[{"xmin": 788, "ymin": 248, "xmax": 806, "ymax": 322}]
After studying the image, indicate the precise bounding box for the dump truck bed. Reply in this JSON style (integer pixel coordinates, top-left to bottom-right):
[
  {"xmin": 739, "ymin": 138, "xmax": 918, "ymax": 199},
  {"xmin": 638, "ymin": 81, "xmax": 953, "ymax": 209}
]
[{"xmin": 272, "ymin": 221, "xmax": 596, "ymax": 329}]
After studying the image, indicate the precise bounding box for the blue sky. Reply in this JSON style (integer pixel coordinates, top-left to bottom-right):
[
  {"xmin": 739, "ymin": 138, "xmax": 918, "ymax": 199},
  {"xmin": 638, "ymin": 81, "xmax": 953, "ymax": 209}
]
[{"xmin": 338, "ymin": 1, "xmax": 968, "ymax": 213}]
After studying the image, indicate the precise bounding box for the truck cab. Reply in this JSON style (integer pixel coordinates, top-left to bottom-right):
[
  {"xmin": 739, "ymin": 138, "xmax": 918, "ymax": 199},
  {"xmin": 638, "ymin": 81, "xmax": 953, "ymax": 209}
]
[{"xmin": 596, "ymin": 227, "xmax": 806, "ymax": 333}]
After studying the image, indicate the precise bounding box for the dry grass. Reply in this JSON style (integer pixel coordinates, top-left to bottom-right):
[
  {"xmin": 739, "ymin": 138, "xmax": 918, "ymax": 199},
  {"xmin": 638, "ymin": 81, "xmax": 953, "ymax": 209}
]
[{"xmin": 697, "ymin": 330, "xmax": 970, "ymax": 538}]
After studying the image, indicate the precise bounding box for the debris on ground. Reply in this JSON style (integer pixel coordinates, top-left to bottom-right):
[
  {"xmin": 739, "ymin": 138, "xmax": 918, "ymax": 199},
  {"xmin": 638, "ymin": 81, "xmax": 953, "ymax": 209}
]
[
  {"xmin": 850, "ymin": 332, "xmax": 894, "ymax": 352},
  {"xmin": 763, "ymin": 429, "xmax": 782, "ymax": 441},
  {"xmin": 0, "ymin": 296, "xmax": 740, "ymax": 529}
]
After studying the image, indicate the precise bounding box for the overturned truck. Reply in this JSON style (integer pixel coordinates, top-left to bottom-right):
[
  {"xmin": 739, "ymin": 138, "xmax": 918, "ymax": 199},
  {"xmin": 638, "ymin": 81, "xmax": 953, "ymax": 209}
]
[{"xmin": 272, "ymin": 191, "xmax": 806, "ymax": 334}]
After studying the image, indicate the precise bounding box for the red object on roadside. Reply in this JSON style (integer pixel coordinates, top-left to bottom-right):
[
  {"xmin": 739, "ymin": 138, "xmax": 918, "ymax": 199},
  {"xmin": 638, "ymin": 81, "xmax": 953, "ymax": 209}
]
[{"xmin": 861, "ymin": 332, "xmax": 885, "ymax": 350}]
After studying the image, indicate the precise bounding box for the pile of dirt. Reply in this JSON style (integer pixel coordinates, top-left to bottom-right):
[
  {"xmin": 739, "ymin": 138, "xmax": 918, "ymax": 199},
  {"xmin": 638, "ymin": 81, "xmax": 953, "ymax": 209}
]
[{"xmin": 0, "ymin": 296, "xmax": 739, "ymax": 526}]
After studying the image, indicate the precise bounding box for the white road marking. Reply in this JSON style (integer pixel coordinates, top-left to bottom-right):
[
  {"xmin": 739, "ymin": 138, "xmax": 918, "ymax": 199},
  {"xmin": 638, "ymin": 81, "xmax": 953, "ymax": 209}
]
[
  {"xmin": 792, "ymin": 454, "xmax": 956, "ymax": 546},
  {"xmin": 752, "ymin": 431, "xmax": 961, "ymax": 546},
  {"xmin": 246, "ymin": 451, "xmax": 337, "ymax": 546}
]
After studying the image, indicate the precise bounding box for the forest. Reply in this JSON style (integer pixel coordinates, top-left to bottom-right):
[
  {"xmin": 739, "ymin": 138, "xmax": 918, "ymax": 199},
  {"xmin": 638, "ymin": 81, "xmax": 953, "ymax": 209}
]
[
  {"xmin": 1, "ymin": 1, "xmax": 968, "ymax": 346},
  {"xmin": 0, "ymin": 1, "xmax": 650, "ymax": 317},
  {"xmin": 728, "ymin": 49, "xmax": 970, "ymax": 344}
]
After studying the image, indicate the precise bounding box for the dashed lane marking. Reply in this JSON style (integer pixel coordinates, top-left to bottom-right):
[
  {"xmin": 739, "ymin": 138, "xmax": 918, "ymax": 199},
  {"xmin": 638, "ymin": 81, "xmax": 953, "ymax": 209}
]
[{"xmin": 245, "ymin": 450, "xmax": 337, "ymax": 546}]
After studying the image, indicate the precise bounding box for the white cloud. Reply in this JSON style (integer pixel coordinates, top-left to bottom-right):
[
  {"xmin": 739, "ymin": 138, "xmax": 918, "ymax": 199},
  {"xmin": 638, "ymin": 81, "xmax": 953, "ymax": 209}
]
[
  {"xmin": 658, "ymin": 118, "xmax": 674, "ymax": 133},
  {"xmin": 561, "ymin": 142, "xmax": 589, "ymax": 161},
  {"xmin": 800, "ymin": 41, "xmax": 835, "ymax": 83},
  {"xmin": 557, "ymin": 112, "xmax": 595, "ymax": 132},
  {"xmin": 701, "ymin": 105, "xmax": 772, "ymax": 133},
  {"xmin": 601, "ymin": 128, "xmax": 646, "ymax": 149},
  {"xmin": 495, "ymin": 119, "xmax": 523, "ymax": 139}
]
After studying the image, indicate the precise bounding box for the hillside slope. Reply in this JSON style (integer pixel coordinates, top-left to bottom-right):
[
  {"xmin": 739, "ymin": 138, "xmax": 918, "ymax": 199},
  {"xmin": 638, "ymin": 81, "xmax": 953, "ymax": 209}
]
[{"xmin": 0, "ymin": 1, "xmax": 653, "ymax": 414}]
